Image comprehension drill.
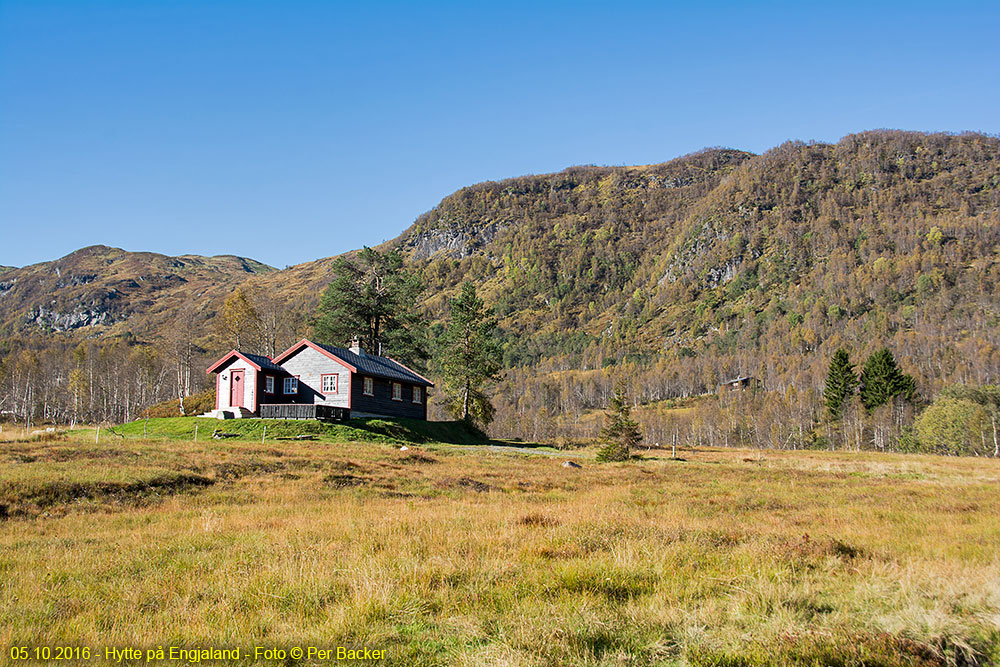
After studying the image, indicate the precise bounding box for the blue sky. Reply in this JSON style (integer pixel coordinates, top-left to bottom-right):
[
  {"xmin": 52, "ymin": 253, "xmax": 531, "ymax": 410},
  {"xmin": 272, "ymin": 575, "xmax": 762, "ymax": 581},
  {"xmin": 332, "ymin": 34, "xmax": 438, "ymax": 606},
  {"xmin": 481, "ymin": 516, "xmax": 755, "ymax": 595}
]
[{"xmin": 1, "ymin": 0, "xmax": 997, "ymax": 268}]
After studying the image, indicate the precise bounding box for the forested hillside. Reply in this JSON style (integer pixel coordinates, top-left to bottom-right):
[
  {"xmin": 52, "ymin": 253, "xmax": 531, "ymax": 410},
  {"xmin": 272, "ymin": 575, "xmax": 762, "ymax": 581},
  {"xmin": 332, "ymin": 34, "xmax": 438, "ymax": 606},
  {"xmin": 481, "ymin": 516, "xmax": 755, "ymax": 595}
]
[
  {"xmin": 397, "ymin": 131, "xmax": 1000, "ymax": 443},
  {"xmin": 2, "ymin": 130, "xmax": 998, "ymax": 447}
]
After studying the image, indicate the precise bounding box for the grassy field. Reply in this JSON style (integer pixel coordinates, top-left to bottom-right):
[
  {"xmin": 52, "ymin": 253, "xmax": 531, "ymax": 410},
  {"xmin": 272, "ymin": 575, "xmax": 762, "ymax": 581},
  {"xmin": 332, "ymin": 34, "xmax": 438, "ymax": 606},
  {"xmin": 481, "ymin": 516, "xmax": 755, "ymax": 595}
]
[{"xmin": 1, "ymin": 421, "xmax": 999, "ymax": 665}]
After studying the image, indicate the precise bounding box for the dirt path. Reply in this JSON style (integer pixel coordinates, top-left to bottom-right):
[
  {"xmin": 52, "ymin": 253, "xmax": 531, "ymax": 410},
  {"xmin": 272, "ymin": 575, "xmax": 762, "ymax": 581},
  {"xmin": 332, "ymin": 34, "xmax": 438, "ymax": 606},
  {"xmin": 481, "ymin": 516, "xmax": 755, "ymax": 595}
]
[{"xmin": 437, "ymin": 443, "xmax": 586, "ymax": 458}]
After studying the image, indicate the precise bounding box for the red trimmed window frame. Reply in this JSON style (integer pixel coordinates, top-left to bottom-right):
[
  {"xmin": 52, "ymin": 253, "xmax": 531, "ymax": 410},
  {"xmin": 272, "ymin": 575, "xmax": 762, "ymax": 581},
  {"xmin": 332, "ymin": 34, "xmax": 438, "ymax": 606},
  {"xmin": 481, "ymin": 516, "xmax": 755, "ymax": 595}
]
[
  {"xmin": 391, "ymin": 382, "xmax": 403, "ymax": 401},
  {"xmin": 320, "ymin": 373, "xmax": 338, "ymax": 395},
  {"xmin": 363, "ymin": 376, "xmax": 374, "ymax": 396},
  {"xmin": 412, "ymin": 386, "xmax": 422, "ymax": 404},
  {"xmin": 264, "ymin": 376, "xmax": 275, "ymax": 394}
]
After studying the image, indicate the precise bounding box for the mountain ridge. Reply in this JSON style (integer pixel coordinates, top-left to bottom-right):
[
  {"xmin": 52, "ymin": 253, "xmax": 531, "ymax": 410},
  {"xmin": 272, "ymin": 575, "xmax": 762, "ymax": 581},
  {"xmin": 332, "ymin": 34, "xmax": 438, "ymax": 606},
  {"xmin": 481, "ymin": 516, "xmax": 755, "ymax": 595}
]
[
  {"xmin": 2, "ymin": 130, "xmax": 998, "ymax": 434},
  {"xmin": 0, "ymin": 244, "xmax": 274, "ymax": 336}
]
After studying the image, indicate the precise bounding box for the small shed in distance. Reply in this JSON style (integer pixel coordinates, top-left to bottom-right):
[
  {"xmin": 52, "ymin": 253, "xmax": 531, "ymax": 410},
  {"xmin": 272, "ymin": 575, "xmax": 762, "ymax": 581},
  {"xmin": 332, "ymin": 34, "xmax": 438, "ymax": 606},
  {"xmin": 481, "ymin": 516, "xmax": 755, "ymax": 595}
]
[{"xmin": 720, "ymin": 375, "xmax": 754, "ymax": 391}]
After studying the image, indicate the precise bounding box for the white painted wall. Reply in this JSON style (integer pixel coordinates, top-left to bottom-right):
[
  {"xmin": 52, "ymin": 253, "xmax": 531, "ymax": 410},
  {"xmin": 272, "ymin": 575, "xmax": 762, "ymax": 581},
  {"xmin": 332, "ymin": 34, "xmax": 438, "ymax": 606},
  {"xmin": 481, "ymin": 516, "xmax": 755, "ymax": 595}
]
[
  {"xmin": 216, "ymin": 360, "xmax": 257, "ymax": 410},
  {"xmin": 278, "ymin": 346, "xmax": 351, "ymax": 408}
]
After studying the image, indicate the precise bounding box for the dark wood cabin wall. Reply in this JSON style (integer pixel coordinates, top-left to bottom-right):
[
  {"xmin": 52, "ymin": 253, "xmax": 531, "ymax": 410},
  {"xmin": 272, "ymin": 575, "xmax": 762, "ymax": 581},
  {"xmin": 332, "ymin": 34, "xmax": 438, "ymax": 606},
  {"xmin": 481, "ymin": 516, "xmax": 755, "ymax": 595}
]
[{"xmin": 350, "ymin": 375, "xmax": 427, "ymax": 420}]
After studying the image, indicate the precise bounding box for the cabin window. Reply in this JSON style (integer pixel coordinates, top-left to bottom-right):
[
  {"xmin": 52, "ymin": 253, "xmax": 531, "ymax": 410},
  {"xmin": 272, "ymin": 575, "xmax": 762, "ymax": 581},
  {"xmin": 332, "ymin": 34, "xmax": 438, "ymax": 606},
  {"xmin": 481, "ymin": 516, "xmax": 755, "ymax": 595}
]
[
  {"xmin": 392, "ymin": 382, "xmax": 402, "ymax": 401},
  {"xmin": 321, "ymin": 374, "xmax": 338, "ymax": 394},
  {"xmin": 283, "ymin": 377, "xmax": 298, "ymax": 394},
  {"xmin": 363, "ymin": 377, "xmax": 374, "ymax": 396},
  {"xmin": 412, "ymin": 386, "xmax": 422, "ymax": 404},
  {"xmin": 264, "ymin": 376, "xmax": 275, "ymax": 394}
]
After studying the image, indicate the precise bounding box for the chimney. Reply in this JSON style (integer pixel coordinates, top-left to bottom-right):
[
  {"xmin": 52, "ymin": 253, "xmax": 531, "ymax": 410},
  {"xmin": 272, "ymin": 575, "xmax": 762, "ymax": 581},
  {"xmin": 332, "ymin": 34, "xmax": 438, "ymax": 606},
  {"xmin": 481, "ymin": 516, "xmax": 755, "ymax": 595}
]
[{"xmin": 349, "ymin": 337, "xmax": 364, "ymax": 356}]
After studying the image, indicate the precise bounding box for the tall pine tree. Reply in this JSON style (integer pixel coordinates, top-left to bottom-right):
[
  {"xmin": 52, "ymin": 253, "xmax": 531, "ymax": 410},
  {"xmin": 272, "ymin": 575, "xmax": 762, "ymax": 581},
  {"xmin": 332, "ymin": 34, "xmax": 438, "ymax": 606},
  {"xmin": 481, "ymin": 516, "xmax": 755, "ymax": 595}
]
[
  {"xmin": 824, "ymin": 348, "xmax": 858, "ymax": 420},
  {"xmin": 439, "ymin": 282, "xmax": 503, "ymax": 425},
  {"xmin": 859, "ymin": 348, "xmax": 916, "ymax": 411},
  {"xmin": 313, "ymin": 247, "xmax": 428, "ymax": 368}
]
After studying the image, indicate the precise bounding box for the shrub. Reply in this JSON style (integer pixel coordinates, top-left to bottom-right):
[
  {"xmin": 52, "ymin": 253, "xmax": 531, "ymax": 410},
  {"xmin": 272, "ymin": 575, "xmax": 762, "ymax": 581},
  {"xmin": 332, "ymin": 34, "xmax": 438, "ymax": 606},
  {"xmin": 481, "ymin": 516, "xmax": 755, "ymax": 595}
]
[
  {"xmin": 915, "ymin": 397, "xmax": 991, "ymax": 456},
  {"xmin": 144, "ymin": 389, "xmax": 215, "ymax": 418}
]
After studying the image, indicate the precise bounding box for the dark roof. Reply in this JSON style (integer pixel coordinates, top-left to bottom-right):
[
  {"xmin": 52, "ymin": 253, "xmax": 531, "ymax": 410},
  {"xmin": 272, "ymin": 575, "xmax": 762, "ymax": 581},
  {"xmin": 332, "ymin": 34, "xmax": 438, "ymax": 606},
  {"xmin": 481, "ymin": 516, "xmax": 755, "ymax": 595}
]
[
  {"xmin": 207, "ymin": 349, "xmax": 287, "ymax": 374},
  {"xmin": 314, "ymin": 343, "xmax": 433, "ymax": 387},
  {"xmin": 242, "ymin": 352, "xmax": 286, "ymax": 373}
]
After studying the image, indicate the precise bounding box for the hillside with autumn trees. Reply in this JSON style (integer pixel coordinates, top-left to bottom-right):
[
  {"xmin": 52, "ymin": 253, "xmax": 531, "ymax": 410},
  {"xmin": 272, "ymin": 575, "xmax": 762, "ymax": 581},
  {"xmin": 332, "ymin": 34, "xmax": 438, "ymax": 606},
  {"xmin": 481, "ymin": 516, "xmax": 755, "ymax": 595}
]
[{"xmin": 1, "ymin": 130, "xmax": 998, "ymax": 451}]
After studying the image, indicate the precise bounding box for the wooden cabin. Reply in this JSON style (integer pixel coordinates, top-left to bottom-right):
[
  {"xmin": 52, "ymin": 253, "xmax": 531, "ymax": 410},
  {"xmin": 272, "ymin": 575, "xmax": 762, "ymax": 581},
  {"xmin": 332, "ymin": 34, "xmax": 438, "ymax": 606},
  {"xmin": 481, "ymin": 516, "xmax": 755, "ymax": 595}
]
[{"xmin": 205, "ymin": 339, "xmax": 433, "ymax": 420}]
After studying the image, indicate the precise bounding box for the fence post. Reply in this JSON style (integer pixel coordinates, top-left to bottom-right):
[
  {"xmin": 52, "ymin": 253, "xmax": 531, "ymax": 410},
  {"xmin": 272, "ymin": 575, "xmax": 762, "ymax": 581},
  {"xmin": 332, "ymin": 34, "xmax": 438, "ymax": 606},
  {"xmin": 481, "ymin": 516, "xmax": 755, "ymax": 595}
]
[
  {"xmin": 195, "ymin": 425, "xmax": 198, "ymax": 442},
  {"xmin": 96, "ymin": 426, "xmax": 100, "ymax": 444},
  {"xmin": 262, "ymin": 425, "xmax": 266, "ymax": 444}
]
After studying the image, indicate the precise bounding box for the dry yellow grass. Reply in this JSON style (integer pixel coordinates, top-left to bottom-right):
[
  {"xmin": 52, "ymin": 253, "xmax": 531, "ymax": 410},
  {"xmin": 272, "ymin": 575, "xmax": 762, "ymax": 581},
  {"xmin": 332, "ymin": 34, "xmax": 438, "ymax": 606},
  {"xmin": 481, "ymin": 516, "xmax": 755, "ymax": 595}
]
[{"xmin": 1, "ymin": 434, "xmax": 998, "ymax": 666}]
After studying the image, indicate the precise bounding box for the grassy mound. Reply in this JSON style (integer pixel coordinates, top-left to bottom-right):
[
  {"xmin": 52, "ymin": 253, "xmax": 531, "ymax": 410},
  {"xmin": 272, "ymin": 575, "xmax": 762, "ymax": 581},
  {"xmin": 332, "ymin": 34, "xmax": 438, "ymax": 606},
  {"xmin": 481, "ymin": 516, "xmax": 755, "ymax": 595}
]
[
  {"xmin": 110, "ymin": 416, "xmax": 491, "ymax": 446},
  {"xmin": 142, "ymin": 389, "xmax": 215, "ymax": 418}
]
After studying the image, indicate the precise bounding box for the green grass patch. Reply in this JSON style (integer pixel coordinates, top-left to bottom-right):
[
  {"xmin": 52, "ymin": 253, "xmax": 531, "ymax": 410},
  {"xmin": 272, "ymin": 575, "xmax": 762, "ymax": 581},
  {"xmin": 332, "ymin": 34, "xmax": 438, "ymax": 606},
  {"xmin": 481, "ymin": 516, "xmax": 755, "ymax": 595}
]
[{"xmin": 105, "ymin": 416, "xmax": 491, "ymax": 447}]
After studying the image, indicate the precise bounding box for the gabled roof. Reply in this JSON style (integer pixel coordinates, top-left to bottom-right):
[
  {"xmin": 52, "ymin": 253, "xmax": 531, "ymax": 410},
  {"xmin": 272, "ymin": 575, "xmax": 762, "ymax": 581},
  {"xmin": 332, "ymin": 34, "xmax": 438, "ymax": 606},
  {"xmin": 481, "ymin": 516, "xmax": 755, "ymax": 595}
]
[
  {"xmin": 206, "ymin": 350, "xmax": 286, "ymax": 374},
  {"xmin": 272, "ymin": 339, "xmax": 434, "ymax": 387}
]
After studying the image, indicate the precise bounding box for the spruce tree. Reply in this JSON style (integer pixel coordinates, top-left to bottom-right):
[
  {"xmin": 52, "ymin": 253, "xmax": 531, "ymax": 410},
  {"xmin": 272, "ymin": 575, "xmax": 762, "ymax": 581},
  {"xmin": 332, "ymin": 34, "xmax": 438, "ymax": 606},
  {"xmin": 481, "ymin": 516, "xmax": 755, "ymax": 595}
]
[
  {"xmin": 596, "ymin": 385, "xmax": 642, "ymax": 462},
  {"xmin": 439, "ymin": 282, "xmax": 503, "ymax": 425},
  {"xmin": 824, "ymin": 348, "xmax": 858, "ymax": 420},
  {"xmin": 313, "ymin": 247, "xmax": 428, "ymax": 368},
  {"xmin": 859, "ymin": 348, "xmax": 916, "ymax": 411}
]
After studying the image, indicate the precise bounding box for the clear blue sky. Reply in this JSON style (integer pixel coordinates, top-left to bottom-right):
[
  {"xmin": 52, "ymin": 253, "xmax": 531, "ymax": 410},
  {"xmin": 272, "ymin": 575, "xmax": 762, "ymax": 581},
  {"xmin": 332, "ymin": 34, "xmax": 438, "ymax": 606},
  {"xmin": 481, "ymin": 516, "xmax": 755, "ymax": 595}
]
[{"xmin": 1, "ymin": 1, "xmax": 997, "ymax": 269}]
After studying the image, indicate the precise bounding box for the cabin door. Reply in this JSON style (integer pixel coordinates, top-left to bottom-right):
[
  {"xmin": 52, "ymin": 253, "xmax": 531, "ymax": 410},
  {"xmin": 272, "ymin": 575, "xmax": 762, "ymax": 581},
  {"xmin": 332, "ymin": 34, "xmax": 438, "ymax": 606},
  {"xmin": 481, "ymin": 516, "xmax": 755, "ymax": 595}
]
[{"xmin": 230, "ymin": 370, "xmax": 245, "ymax": 408}]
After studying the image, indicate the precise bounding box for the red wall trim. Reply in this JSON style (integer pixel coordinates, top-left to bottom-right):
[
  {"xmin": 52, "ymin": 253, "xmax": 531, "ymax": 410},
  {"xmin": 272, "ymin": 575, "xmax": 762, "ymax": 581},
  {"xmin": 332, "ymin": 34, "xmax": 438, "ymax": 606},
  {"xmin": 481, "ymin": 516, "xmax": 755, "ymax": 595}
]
[{"xmin": 252, "ymin": 371, "xmax": 260, "ymax": 413}]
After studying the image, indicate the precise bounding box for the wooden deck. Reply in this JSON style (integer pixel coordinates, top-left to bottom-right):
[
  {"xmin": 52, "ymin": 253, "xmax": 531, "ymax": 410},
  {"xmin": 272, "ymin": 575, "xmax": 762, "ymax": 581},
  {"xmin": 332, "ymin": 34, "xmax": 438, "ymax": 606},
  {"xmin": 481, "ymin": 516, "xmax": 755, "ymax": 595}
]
[{"xmin": 259, "ymin": 404, "xmax": 349, "ymax": 421}]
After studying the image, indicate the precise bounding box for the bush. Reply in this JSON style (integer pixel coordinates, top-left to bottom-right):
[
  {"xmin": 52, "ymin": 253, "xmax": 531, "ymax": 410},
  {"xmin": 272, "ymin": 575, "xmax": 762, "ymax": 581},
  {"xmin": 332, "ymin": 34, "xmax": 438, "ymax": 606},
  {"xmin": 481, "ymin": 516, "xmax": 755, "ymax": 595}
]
[
  {"xmin": 914, "ymin": 397, "xmax": 992, "ymax": 456},
  {"xmin": 144, "ymin": 389, "xmax": 215, "ymax": 418}
]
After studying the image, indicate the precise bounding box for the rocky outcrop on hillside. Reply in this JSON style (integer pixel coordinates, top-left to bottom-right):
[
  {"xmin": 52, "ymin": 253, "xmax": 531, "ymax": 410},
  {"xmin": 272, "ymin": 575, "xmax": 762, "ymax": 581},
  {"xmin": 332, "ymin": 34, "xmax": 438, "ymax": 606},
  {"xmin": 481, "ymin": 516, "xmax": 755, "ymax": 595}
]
[
  {"xmin": 403, "ymin": 220, "xmax": 509, "ymax": 260},
  {"xmin": 28, "ymin": 305, "xmax": 115, "ymax": 331}
]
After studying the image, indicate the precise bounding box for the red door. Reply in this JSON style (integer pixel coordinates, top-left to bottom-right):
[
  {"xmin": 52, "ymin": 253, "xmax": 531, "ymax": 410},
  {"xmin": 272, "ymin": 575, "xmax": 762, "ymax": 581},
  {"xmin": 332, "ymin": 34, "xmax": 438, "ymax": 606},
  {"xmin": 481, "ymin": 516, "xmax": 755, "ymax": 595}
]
[{"xmin": 230, "ymin": 370, "xmax": 245, "ymax": 408}]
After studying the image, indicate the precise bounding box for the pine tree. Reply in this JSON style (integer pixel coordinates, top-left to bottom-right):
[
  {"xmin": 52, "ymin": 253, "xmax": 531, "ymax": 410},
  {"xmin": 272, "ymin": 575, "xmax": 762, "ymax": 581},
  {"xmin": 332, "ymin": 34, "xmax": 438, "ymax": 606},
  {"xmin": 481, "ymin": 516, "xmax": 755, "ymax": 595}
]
[
  {"xmin": 859, "ymin": 348, "xmax": 916, "ymax": 411},
  {"xmin": 596, "ymin": 385, "xmax": 642, "ymax": 462},
  {"xmin": 439, "ymin": 282, "xmax": 503, "ymax": 425},
  {"xmin": 313, "ymin": 247, "xmax": 428, "ymax": 368},
  {"xmin": 824, "ymin": 348, "xmax": 858, "ymax": 420}
]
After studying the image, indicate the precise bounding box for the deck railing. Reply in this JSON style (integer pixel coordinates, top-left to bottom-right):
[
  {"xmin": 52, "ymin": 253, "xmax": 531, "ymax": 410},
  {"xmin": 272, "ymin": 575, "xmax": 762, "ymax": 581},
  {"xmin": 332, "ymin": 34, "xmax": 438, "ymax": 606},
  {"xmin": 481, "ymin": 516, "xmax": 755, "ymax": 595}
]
[{"xmin": 259, "ymin": 404, "xmax": 349, "ymax": 421}]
